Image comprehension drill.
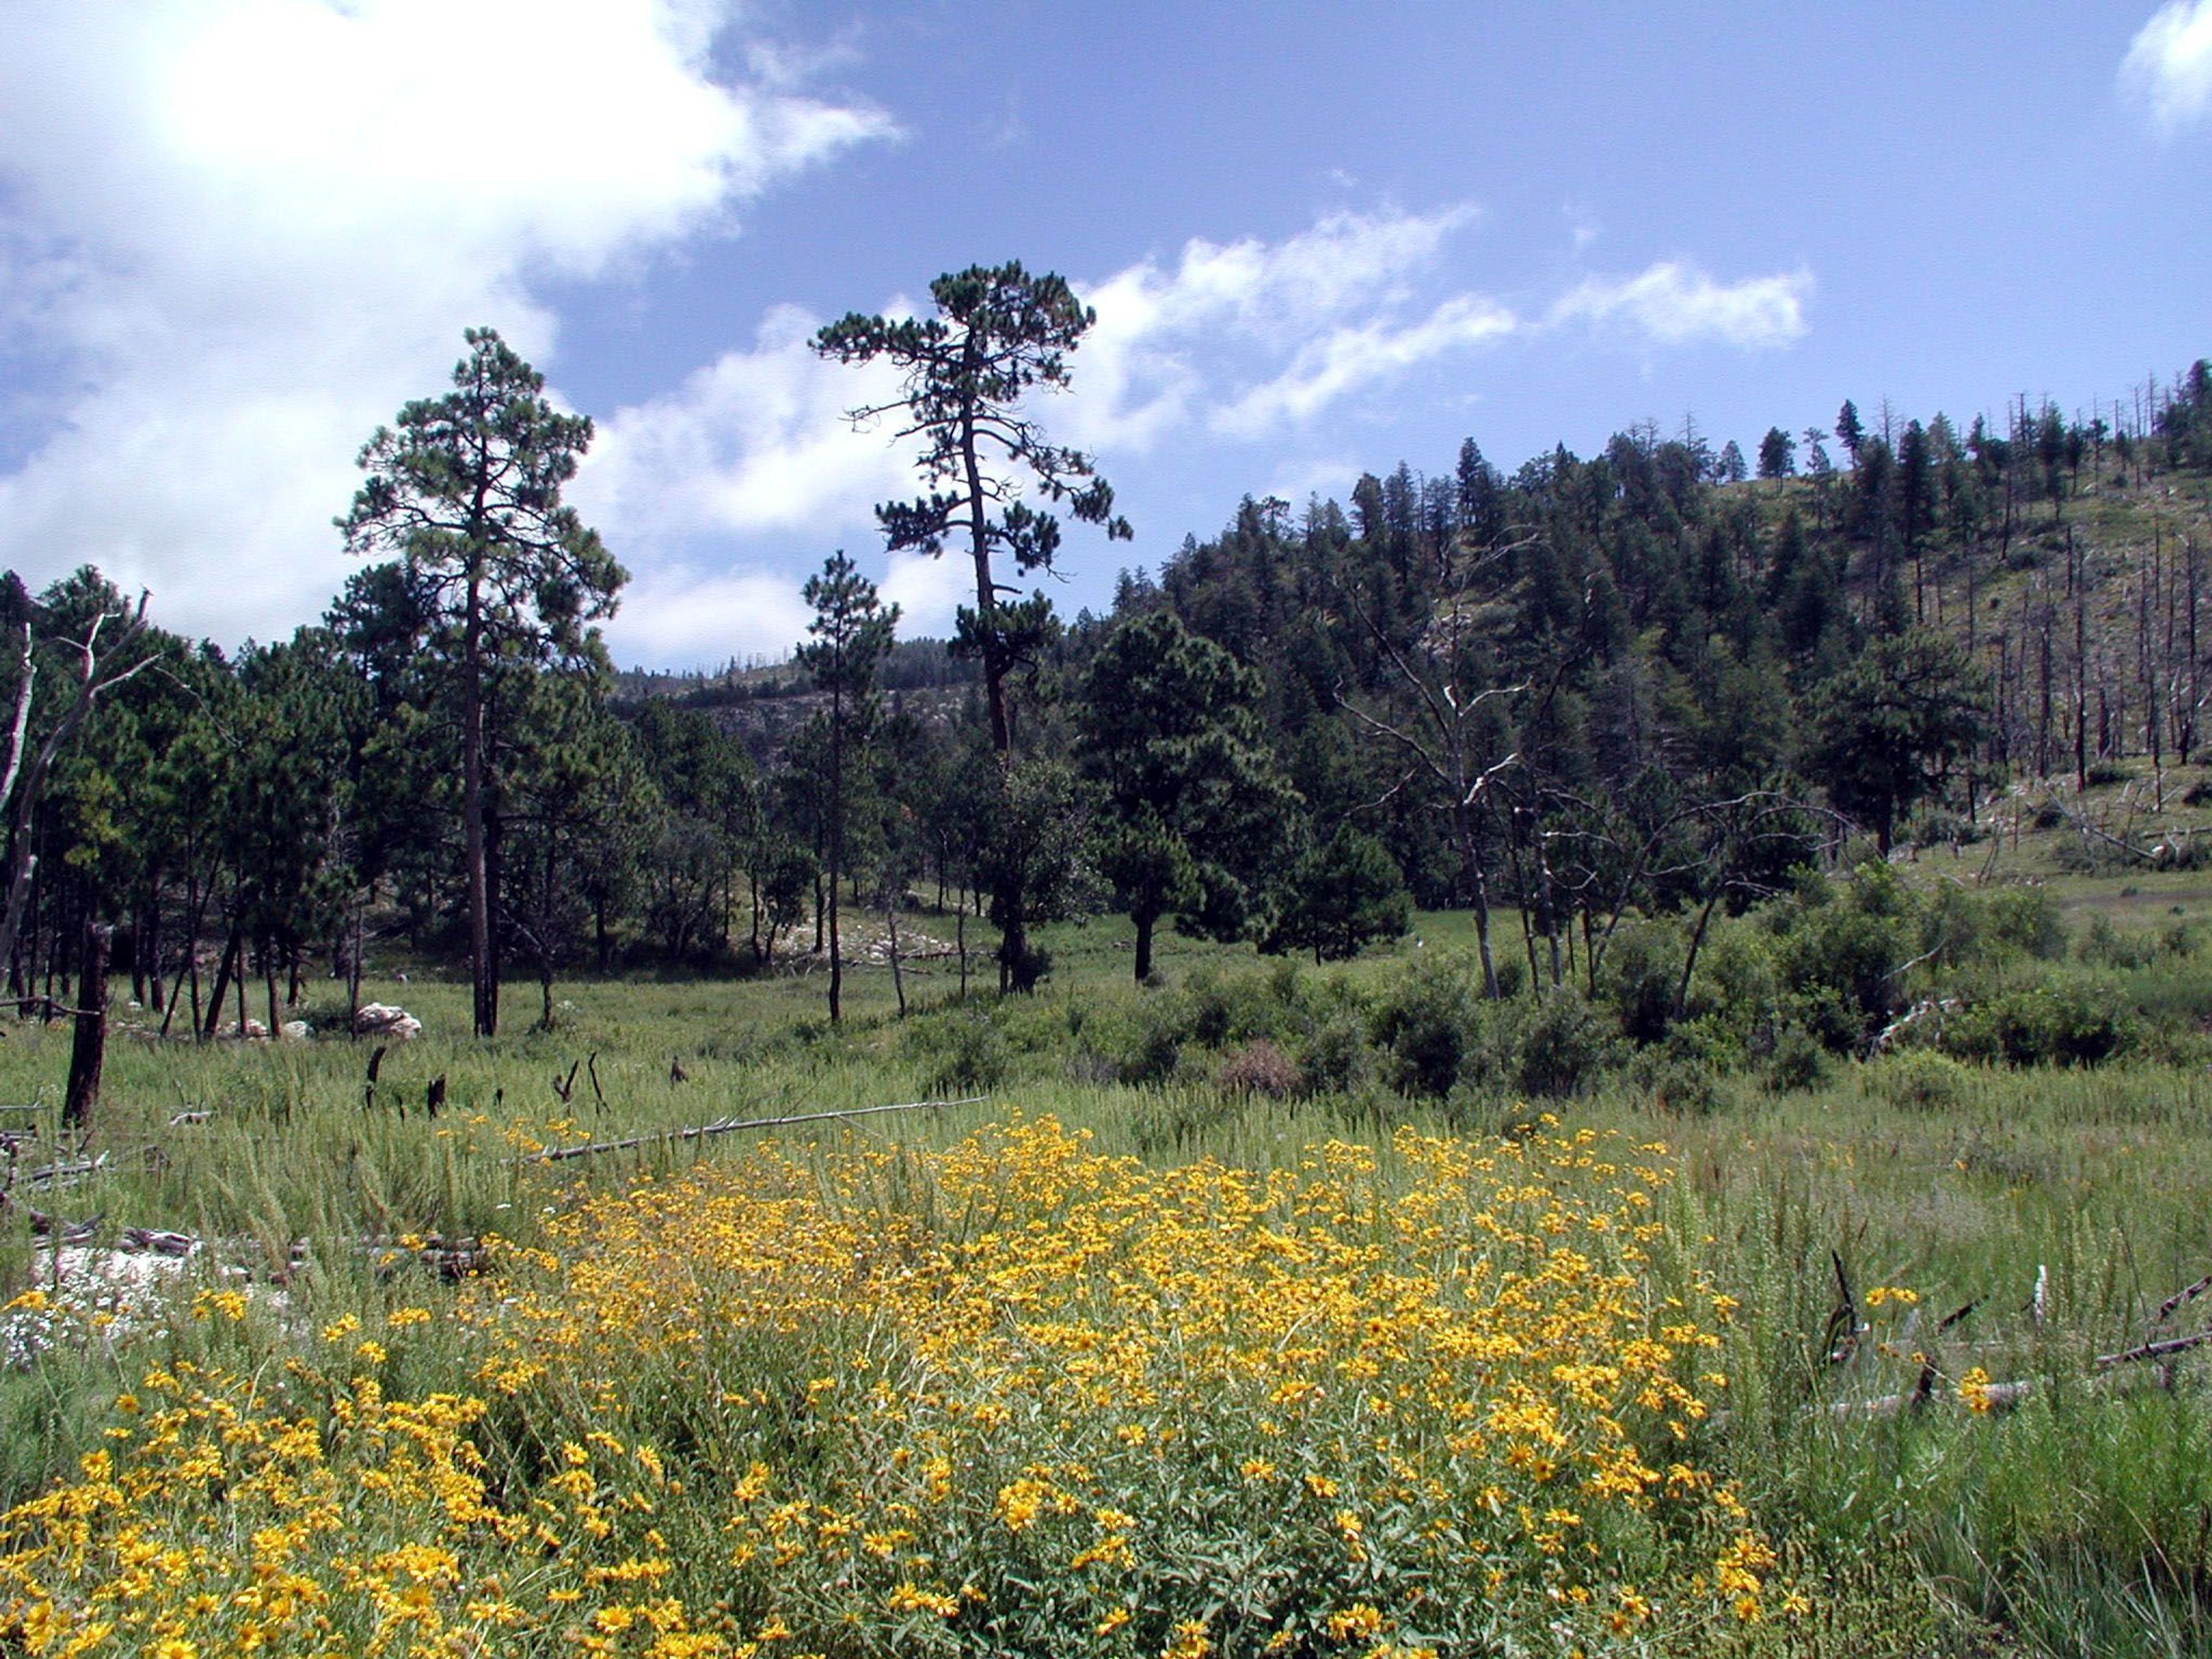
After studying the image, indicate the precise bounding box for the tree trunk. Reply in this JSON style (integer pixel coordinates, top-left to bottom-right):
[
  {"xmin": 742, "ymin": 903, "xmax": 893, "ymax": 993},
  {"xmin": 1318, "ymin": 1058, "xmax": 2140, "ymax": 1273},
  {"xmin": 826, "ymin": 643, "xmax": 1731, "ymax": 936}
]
[
  {"xmin": 348, "ymin": 897, "xmax": 363, "ymax": 1033},
  {"xmin": 1133, "ymin": 909, "xmax": 1155, "ymax": 985},
  {"xmin": 885, "ymin": 895, "xmax": 906, "ymax": 1017},
  {"xmin": 827, "ymin": 694, "xmax": 844, "ymax": 1025},
  {"xmin": 745, "ymin": 865, "xmax": 761, "ymax": 965},
  {"xmin": 63, "ymin": 920, "xmax": 108, "ymax": 1134},
  {"xmin": 203, "ymin": 922, "xmax": 241, "ymax": 1041},
  {"xmin": 145, "ymin": 894, "xmax": 164, "ymax": 1015},
  {"xmin": 461, "ymin": 567, "xmax": 495, "ymax": 1037}
]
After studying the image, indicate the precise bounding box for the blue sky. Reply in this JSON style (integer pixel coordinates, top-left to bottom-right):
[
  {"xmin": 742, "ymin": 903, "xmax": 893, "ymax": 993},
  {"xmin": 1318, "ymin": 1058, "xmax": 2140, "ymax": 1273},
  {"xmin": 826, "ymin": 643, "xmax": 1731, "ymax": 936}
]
[{"xmin": 2, "ymin": 1, "xmax": 2207, "ymax": 667}]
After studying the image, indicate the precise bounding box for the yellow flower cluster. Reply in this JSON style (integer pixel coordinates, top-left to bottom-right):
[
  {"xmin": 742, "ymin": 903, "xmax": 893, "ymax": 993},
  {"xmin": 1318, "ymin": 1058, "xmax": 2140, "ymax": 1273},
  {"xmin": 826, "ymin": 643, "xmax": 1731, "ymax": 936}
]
[{"xmin": 0, "ymin": 1115, "xmax": 1771, "ymax": 1654}]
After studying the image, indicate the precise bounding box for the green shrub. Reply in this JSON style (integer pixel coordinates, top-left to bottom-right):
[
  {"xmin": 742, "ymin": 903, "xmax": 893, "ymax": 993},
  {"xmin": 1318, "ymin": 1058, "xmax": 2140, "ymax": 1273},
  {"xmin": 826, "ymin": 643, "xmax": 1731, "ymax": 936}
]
[
  {"xmin": 1942, "ymin": 975, "xmax": 2135, "ymax": 1067},
  {"xmin": 2079, "ymin": 914, "xmax": 2154, "ymax": 969},
  {"xmin": 1985, "ymin": 885, "xmax": 2067, "ymax": 961},
  {"xmin": 909, "ymin": 1005, "xmax": 1009, "ymax": 1094},
  {"xmin": 1369, "ymin": 960, "xmax": 1478, "ymax": 1099},
  {"xmin": 1512, "ymin": 986, "xmax": 1614, "ymax": 1100},
  {"xmin": 1636, "ymin": 1051, "xmax": 1734, "ymax": 1117},
  {"xmin": 1600, "ymin": 919, "xmax": 1682, "ymax": 1044},
  {"xmin": 1764, "ymin": 1024, "xmax": 1830, "ymax": 1092},
  {"xmin": 1777, "ymin": 870, "xmax": 1916, "ymax": 1044},
  {"xmin": 1692, "ymin": 922, "xmax": 1781, "ymax": 1036},
  {"xmin": 1870, "ymin": 1049, "xmax": 1974, "ymax": 1112},
  {"xmin": 1297, "ymin": 1011, "xmax": 1371, "ymax": 1096},
  {"xmin": 1118, "ymin": 1007, "xmax": 1187, "ymax": 1088}
]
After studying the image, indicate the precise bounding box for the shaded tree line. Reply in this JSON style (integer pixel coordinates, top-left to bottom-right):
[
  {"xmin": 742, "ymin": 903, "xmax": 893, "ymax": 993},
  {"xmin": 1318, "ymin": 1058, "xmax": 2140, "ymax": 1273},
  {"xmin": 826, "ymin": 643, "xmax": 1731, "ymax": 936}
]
[{"xmin": 3, "ymin": 313, "xmax": 2205, "ymax": 1047}]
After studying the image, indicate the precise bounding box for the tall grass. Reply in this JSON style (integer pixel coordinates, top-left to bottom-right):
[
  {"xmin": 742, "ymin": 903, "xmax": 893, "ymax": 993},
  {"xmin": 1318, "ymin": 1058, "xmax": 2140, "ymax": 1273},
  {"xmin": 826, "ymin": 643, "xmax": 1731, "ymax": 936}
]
[{"xmin": 1, "ymin": 929, "xmax": 2210, "ymax": 1652}]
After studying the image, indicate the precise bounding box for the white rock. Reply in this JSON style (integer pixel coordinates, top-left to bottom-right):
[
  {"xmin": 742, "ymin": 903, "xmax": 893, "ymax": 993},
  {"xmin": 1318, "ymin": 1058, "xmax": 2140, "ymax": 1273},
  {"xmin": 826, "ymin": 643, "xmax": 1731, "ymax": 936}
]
[{"xmin": 353, "ymin": 1003, "xmax": 422, "ymax": 1040}]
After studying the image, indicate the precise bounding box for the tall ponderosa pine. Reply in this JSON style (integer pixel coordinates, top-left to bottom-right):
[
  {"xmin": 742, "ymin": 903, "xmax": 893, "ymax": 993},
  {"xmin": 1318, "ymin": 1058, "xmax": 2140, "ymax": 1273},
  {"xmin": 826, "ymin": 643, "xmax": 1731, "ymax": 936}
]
[
  {"xmin": 816, "ymin": 263, "xmax": 1129, "ymax": 990},
  {"xmin": 340, "ymin": 329, "xmax": 624, "ymax": 1036},
  {"xmin": 797, "ymin": 552, "xmax": 898, "ymax": 1024}
]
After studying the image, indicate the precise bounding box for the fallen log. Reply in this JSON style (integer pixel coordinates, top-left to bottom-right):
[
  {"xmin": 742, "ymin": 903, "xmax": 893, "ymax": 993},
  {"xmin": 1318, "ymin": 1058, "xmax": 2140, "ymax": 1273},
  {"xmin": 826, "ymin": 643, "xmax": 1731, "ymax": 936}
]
[
  {"xmin": 512, "ymin": 1096, "xmax": 986, "ymax": 1165},
  {"xmin": 1824, "ymin": 1378, "xmax": 2036, "ymax": 1421},
  {"xmin": 2096, "ymin": 1325, "xmax": 2212, "ymax": 1370}
]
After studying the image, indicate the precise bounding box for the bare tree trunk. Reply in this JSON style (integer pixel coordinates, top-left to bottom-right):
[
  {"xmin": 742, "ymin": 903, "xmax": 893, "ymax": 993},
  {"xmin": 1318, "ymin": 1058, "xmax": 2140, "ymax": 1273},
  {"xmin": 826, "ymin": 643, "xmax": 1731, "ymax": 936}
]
[
  {"xmin": 462, "ymin": 572, "xmax": 495, "ymax": 1037},
  {"xmin": 0, "ymin": 601, "xmax": 154, "ymax": 986},
  {"xmin": 62, "ymin": 920, "xmax": 108, "ymax": 1134},
  {"xmin": 203, "ymin": 922, "xmax": 241, "ymax": 1042},
  {"xmin": 885, "ymin": 894, "xmax": 906, "ymax": 1017},
  {"xmin": 348, "ymin": 897, "xmax": 363, "ymax": 1032}
]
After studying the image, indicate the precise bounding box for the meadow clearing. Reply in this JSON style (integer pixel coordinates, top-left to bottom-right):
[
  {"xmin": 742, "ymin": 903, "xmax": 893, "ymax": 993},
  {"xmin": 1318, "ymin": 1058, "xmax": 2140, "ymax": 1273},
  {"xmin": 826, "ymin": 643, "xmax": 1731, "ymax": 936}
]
[{"xmin": 2, "ymin": 849, "xmax": 2211, "ymax": 1657}]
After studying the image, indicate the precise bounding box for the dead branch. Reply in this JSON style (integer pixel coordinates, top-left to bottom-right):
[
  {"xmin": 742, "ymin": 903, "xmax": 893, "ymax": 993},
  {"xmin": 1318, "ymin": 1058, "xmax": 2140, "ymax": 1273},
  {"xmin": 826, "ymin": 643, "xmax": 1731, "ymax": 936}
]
[
  {"xmin": 2096, "ymin": 1325, "xmax": 2212, "ymax": 1370},
  {"xmin": 511, "ymin": 1096, "xmax": 985, "ymax": 1166},
  {"xmin": 2152, "ymin": 1272, "xmax": 2212, "ymax": 1328}
]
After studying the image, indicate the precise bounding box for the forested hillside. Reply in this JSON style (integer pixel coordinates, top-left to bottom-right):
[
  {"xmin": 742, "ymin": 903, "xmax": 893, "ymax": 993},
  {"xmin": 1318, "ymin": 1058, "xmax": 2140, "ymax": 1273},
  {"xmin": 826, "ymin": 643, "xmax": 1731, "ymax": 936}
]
[{"xmin": 1, "ymin": 339, "xmax": 2207, "ymax": 1050}]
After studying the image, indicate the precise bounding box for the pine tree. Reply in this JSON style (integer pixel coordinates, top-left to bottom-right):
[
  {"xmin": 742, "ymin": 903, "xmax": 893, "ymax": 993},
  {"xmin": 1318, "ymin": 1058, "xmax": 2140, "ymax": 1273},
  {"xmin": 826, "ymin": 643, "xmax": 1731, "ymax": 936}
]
[
  {"xmin": 797, "ymin": 552, "xmax": 899, "ymax": 1023},
  {"xmin": 340, "ymin": 329, "xmax": 623, "ymax": 1036}
]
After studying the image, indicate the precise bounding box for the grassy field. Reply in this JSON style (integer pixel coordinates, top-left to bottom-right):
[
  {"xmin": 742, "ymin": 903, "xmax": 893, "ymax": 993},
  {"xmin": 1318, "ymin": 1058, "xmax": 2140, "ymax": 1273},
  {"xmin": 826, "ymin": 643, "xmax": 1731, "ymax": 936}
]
[{"xmin": 5, "ymin": 837, "xmax": 2212, "ymax": 1654}]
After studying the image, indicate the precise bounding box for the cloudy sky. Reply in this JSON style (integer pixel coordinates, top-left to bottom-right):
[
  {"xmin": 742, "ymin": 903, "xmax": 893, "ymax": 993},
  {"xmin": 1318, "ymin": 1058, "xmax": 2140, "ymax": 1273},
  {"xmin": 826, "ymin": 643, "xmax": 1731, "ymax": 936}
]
[{"xmin": 2, "ymin": 1, "xmax": 2207, "ymax": 668}]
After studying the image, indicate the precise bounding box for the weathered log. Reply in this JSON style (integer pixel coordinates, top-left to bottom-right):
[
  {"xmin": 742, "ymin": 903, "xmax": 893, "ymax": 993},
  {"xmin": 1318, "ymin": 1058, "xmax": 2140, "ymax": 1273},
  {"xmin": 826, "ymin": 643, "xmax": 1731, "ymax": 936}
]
[{"xmin": 513, "ymin": 1096, "xmax": 985, "ymax": 1165}]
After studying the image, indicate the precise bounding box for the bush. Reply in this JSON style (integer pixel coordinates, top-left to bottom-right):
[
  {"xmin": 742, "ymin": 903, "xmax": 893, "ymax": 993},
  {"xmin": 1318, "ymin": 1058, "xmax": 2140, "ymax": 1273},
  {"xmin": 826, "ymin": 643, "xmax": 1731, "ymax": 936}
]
[
  {"xmin": 1764, "ymin": 1025, "xmax": 1830, "ymax": 1092},
  {"xmin": 1918, "ymin": 880, "xmax": 1985, "ymax": 969},
  {"xmin": 1637, "ymin": 1052, "xmax": 1733, "ymax": 1117},
  {"xmin": 1183, "ymin": 965, "xmax": 1299, "ymax": 1050},
  {"xmin": 1297, "ymin": 1012, "xmax": 1372, "ymax": 1096},
  {"xmin": 1370, "ymin": 961, "xmax": 1479, "ymax": 1099},
  {"xmin": 2079, "ymin": 914, "xmax": 2154, "ymax": 970},
  {"xmin": 1512, "ymin": 987, "xmax": 1614, "ymax": 1100},
  {"xmin": 1776, "ymin": 865, "xmax": 1918, "ymax": 1043},
  {"xmin": 1600, "ymin": 919, "xmax": 1682, "ymax": 1044},
  {"xmin": 1692, "ymin": 922, "xmax": 1780, "ymax": 1035},
  {"xmin": 1214, "ymin": 1039, "xmax": 1302, "ymax": 1099},
  {"xmin": 910, "ymin": 1005, "xmax": 1009, "ymax": 1094},
  {"xmin": 1985, "ymin": 885, "xmax": 2067, "ymax": 961},
  {"xmin": 1870, "ymin": 1050, "xmax": 1974, "ymax": 1112},
  {"xmin": 1942, "ymin": 975, "xmax": 2135, "ymax": 1067},
  {"xmin": 1118, "ymin": 1009, "xmax": 1186, "ymax": 1088}
]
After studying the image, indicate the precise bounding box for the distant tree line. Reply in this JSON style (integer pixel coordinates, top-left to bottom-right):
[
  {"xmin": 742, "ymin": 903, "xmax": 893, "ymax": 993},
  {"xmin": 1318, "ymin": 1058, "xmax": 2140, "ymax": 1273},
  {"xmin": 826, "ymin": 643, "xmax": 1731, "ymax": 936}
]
[{"xmin": 1, "ymin": 295, "xmax": 2205, "ymax": 1041}]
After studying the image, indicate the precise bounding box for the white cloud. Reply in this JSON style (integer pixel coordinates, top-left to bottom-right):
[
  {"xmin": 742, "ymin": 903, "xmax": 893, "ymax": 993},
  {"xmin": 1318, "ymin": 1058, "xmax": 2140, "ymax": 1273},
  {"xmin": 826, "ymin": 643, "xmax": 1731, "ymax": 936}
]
[
  {"xmin": 574, "ymin": 305, "xmax": 915, "ymax": 547},
  {"xmin": 616, "ymin": 565, "xmax": 814, "ymax": 665},
  {"xmin": 2123, "ymin": 1, "xmax": 2212, "ymax": 131},
  {"xmin": 1547, "ymin": 262, "xmax": 1812, "ymax": 349},
  {"xmin": 0, "ymin": 0, "xmax": 890, "ymax": 644},
  {"xmin": 584, "ymin": 207, "xmax": 1502, "ymax": 620},
  {"xmin": 878, "ymin": 549, "xmax": 972, "ymax": 638},
  {"xmin": 581, "ymin": 217, "xmax": 1813, "ymax": 666},
  {"xmin": 608, "ymin": 550, "xmax": 963, "ymax": 669},
  {"xmin": 1063, "ymin": 206, "xmax": 1492, "ymax": 449},
  {"xmin": 1212, "ymin": 295, "xmax": 1517, "ymax": 437}
]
